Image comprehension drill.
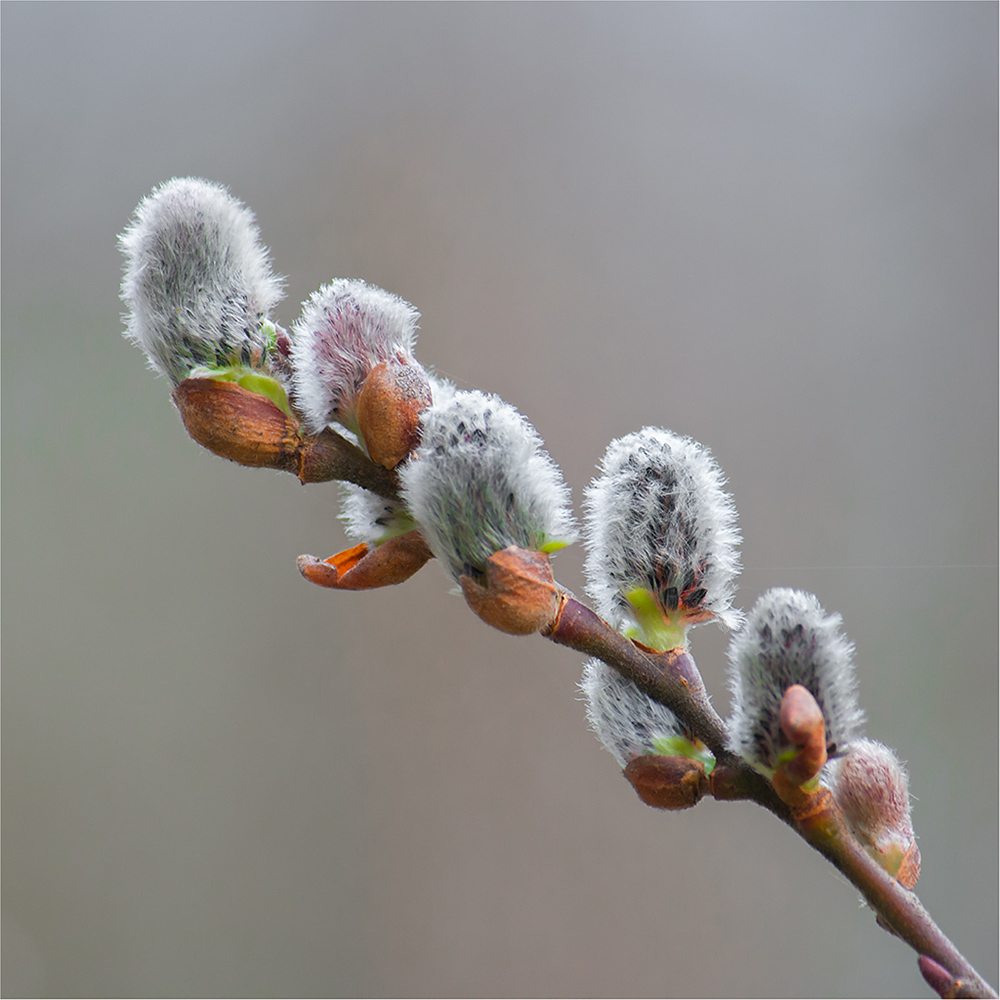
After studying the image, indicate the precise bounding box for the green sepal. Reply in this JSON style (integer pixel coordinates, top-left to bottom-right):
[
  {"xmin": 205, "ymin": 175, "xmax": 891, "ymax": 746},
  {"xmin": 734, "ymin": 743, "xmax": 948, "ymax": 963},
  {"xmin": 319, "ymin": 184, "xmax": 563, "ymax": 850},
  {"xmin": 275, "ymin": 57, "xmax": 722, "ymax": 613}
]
[
  {"xmin": 651, "ymin": 734, "xmax": 716, "ymax": 774},
  {"xmin": 540, "ymin": 538, "xmax": 572, "ymax": 555},
  {"xmin": 623, "ymin": 587, "xmax": 687, "ymax": 652},
  {"xmin": 372, "ymin": 511, "xmax": 418, "ymax": 546}
]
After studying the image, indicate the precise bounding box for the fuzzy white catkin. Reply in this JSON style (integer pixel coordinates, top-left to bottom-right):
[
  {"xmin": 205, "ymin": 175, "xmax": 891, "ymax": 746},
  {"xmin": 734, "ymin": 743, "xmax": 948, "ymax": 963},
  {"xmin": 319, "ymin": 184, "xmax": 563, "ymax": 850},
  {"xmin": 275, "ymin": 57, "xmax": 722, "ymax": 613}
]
[
  {"xmin": 584, "ymin": 427, "xmax": 741, "ymax": 631},
  {"xmin": 119, "ymin": 177, "xmax": 284, "ymax": 386},
  {"xmin": 290, "ymin": 279, "xmax": 422, "ymax": 434},
  {"xmin": 825, "ymin": 738, "xmax": 915, "ymax": 854},
  {"xmin": 580, "ymin": 658, "xmax": 686, "ymax": 767},
  {"xmin": 398, "ymin": 389, "xmax": 577, "ymax": 582},
  {"xmin": 727, "ymin": 588, "xmax": 865, "ymax": 770}
]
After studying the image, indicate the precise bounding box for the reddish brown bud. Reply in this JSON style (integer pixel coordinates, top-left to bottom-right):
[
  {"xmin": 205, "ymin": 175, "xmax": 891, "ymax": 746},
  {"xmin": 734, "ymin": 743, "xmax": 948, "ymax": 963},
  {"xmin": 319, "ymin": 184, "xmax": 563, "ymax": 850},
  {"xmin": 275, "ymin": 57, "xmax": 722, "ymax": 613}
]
[
  {"xmin": 623, "ymin": 755, "xmax": 709, "ymax": 810},
  {"xmin": 769, "ymin": 686, "xmax": 832, "ymax": 820},
  {"xmin": 918, "ymin": 955, "xmax": 965, "ymax": 999},
  {"xmin": 460, "ymin": 546, "xmax": 563, "ymax": 635},
  {"xmin": 779, "ymin": 684, "xmax": 828, "ymax": 786},
  {"xmin": 173, "ymin": 377, "xmax": 301, "ymax": 471},
  {"xmin": 297, "ymin": 530, "xmax": 433, "ymax": 590},
  {"xmin": 356, "ymin": 359, "xmax": 432, "ymax": 469}
]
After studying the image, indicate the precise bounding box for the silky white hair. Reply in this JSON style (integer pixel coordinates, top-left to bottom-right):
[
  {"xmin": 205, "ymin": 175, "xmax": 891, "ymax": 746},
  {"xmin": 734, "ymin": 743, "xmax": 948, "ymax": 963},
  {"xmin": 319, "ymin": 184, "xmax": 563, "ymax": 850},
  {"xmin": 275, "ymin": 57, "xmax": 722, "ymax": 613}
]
[
  {"xmin": 580, "ymin": 658, "xmax": 686, "ymax": 768},
  {"xmin": 399, "ymin": 389, "xmax": 577, "ymax": 582},
  {"xmin": 119, "ymin": 177, "xmax": 284, "ymax": 385},
  {"xmin": 584, "ymin": 427, "xmax": 741, "ymax": 632},
  {"xmin": 290, "ymin": 279, "xmax": 421, "ymax": 434},
  {"xmin": 727, "ymin": 588, "xmax": 864, "ymax": 770},
  {"xmin": 338, "ymin": 483, "xmax": 415, "ymax": 545}
]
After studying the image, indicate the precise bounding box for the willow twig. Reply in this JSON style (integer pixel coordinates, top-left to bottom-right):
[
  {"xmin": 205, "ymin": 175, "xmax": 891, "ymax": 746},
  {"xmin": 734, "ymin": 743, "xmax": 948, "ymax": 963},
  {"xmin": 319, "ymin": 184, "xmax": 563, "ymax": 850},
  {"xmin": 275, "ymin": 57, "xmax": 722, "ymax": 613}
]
[{"xmin": 543, "ymin": 590, "xmax": 997, "ymax": 999}]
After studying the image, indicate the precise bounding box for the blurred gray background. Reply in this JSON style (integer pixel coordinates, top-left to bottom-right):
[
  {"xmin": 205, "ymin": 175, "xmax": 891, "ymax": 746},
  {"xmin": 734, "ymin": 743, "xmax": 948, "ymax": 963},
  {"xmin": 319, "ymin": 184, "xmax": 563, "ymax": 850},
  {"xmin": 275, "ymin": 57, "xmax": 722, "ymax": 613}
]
[{"xmin": 3, "ymin": 3, "xmax": 996, "ymax": 997}]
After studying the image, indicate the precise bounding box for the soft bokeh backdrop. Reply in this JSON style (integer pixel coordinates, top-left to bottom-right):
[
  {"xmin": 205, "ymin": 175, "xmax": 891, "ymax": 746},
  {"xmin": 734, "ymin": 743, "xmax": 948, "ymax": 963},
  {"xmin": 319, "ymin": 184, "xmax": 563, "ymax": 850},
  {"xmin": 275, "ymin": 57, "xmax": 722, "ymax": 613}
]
[{"xmin": 3, "ymin": 4, "xmax": 996, "ymax": 997}]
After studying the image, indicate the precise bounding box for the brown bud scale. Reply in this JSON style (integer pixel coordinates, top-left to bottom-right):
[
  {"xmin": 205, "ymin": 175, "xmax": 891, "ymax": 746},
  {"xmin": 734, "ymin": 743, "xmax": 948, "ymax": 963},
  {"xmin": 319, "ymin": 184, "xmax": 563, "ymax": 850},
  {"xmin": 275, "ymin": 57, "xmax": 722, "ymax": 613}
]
[
  {"xmin": 356, "ymin": 359, "xmax": 432, "ymax": 469},
  {"xmin": 298, "ymin": 530, "xmax": 433, "ymax": 590},
  {"xmin": 460, "ymin": 547, "xmax": 562, "ymax": 635},
  {"xmin": 624, "ymin": 755, "xmax": 708, "ymax": 810},
  {"xmin": 173, "ymin": 378, "xmax": 301, "ymax": 471}
]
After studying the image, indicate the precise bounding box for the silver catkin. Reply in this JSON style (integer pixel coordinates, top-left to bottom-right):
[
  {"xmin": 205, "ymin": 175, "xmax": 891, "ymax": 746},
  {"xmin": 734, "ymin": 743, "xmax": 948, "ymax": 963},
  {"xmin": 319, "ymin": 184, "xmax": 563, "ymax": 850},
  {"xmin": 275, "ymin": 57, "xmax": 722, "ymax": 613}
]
[
  {"xmin": 584, "ymin": 427, "xmax": 741, "ymax": 632},
  {"xmin": 399, "ymin": 389, "xmax": 577, "ymax": 582},
  {"xmin": 120, "ymin": 177, "xmax": 284, "ymax": 385}
]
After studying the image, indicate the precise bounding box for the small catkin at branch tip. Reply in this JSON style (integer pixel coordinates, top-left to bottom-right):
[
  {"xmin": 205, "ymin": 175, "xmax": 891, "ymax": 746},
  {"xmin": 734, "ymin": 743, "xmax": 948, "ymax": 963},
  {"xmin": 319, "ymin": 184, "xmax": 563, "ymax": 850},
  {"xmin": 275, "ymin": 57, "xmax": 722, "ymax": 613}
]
[{"xmin": 827, "ymin": 737, "xmax": 920, "ymax": 888}]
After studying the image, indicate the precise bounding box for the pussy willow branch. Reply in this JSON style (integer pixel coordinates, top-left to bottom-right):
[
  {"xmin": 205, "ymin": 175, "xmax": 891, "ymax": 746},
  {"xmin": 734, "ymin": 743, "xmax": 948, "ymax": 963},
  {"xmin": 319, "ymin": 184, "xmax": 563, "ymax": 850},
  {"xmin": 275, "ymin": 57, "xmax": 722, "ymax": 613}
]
[
  {"xmin": 298, "ymin": 427, "xmax": 402, "ymax": 499},
  {"xmin": 171, "ymin": 380, "xmax": 403, "ymax": 500},
  {"xmin": 289, "ymin": 438, "xmax": 994, "ymax": 995},
  {"xmin": 543, "ymin": 592, "xmax": 996, "ymax": 999}
]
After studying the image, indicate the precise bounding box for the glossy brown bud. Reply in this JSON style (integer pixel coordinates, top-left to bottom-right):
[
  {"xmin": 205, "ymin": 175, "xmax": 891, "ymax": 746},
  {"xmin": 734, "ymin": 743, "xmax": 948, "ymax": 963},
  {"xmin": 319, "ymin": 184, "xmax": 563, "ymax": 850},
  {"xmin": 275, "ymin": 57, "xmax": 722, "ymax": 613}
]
[
  {"xmin": 356, "ymin": 359, "xmax": 432, "ymax": 469},
  {"xmin": 172, "ymin": 378, "xmax": 301, "ymax": 471},
  {"xmin": 460, "ymin": 546, "xmax": 563, "ymax": 635},
  {"xmin": 623, "ymin": 755, "xmax": 709, "ymax": 810}
]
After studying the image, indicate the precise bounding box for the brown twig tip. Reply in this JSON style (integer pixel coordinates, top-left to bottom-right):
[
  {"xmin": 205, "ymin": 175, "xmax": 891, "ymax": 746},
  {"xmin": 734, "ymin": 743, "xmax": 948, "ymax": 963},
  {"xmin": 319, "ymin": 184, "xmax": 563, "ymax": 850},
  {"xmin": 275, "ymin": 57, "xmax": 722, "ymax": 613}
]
[
  {"xmin": 356, "ymin": 358, "xmax": 432, "ymax": 469},
  {"xmin": 919, "ymin": 955, "xmax": 974, "ymax": 999},
  {"xmin": 623, "ymin": 755, "xmax": 709, "ymax": 810},
  {"xmin": 298, "ymin": 530, "xmax": 433, "ymax": 590},
  {"xmin": 173, "ymin": 378, "xmax": 302, "ymax": 472},
  {"xmin": 460, "ymin": 547, "xmax": 563, "ymax": 635}
]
